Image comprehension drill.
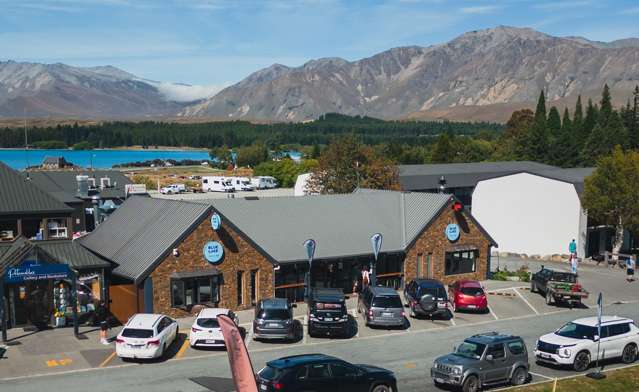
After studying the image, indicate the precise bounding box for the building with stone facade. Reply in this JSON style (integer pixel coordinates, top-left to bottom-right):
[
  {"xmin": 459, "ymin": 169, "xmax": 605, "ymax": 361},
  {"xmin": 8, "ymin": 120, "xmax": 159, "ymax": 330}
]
[{"xmin": 81, "ymin": 191, "xmax": 496, "ymax": 322}]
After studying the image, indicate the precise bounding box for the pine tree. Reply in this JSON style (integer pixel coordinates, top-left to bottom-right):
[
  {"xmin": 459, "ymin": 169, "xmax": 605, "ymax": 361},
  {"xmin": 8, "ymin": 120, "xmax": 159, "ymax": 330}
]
[
  {"xmin": 550, "ymin": 108, "xmax": 578, "ymax": 167},
  {"xmin": 598, "ymin": 84, "xmax": 614, "ymax": 128},
  {"xmin": 573, "ymin": 95, "xmax": 584, "ymax": 130},
  {"xmin": 582, "ymin": 86, "xmax": 628, "ymax": 164},
  {"xmin": 547, "ymin": 106, "xmax": 562, "ymax": 134},
  {"xmin": 584, "ymin": 99, "xmax": 598, "ymax": 134},
  {"xmin": 631, "ymin": 86, "xmax": 639, "ymax": 148},
  {"xmin": 519, "ymin": 91, "xmax": 550, "ymax": 162},
  {"xmin": 430, "ymin": 132, "xmax": 455, "ymax": 163}
]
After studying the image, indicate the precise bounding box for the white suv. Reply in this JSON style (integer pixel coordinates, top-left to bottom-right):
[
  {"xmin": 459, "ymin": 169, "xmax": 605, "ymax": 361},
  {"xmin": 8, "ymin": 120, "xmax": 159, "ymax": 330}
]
[
  {"xmin": 535, "ymin": 316, "xmax": 639, "ymax": 371},
  {"xmin": 116, "ymin": 313, "xmax": 179, "ymax": 359},
  {"xmin": 190, "ymin": 308, "xmax": 238, "ymax": 348}
]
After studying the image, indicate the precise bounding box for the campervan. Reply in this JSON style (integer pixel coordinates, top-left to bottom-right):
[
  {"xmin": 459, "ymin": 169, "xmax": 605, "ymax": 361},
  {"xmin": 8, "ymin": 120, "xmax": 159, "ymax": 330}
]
[
  {"xmin": 250, "ymin": 176, "xmax": 278, "ymax": 189},
  {"xmin": 202, "ymin": 176, "xmax": 235, "ymax": 192},
  {"xmin": 229, "ymin": 177, "xmax": 255, "ymax": 191}
]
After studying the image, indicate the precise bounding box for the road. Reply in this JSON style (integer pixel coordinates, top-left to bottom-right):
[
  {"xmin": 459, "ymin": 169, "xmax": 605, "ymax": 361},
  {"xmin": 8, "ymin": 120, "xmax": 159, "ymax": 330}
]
[{"xmin": 2, "ymin": 257, "xmax": 637, "ymax": 392}]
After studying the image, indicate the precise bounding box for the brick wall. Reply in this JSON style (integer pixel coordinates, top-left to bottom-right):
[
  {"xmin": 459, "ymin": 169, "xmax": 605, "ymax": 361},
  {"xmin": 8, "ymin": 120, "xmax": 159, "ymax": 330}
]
[
  {"xmin": 404, "ymin": 202, "xmax": 492, "ymax": 285},
  {"xmin": 150, "ymin": 212, "xmax": 274, "ymax": 318}
]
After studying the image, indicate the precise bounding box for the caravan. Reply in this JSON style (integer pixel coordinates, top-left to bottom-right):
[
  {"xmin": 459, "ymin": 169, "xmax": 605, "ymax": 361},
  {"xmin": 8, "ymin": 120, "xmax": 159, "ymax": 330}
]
[
  {"xmin": 250, "ymin": 176, "xmax": 278, "ymax": 189},
  {"xmin": 229, "ymin": 177, "xmax": 255, "ymax": 191},
  {"xmin": 202, "ymin": 176, "xmax": 235, "ymax": 193}
]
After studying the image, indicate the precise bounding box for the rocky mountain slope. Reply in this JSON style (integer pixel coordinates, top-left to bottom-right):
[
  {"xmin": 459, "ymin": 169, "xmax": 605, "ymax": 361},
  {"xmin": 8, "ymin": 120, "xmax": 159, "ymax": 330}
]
[
  {"xmin": 183, "ymin": 26, "xmax": 639, "ymax": 122},
  {"xmin": 0, "ymin": 61, "xmax": 203, "ymax": 118}
]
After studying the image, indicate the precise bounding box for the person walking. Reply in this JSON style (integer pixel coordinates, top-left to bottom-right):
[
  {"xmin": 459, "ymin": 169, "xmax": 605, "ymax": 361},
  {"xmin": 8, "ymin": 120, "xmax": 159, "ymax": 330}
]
[
  {"xmin": 571, "ymin": 254, "xmax": 578, "ymax": 275},
  {"xmin": 569, "ymin": 239, "xmax": 577, "ymax": 258},
  {"xmin": 96, "ymin": 301, "xmax": 110, "ymax": 345},
  {"xmin": 626, "ymin": 256, "xmax": 636, "ymax": 282}
]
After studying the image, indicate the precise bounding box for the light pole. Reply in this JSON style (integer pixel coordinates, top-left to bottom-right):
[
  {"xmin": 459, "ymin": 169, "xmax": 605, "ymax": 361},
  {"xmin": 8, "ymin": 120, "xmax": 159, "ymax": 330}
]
[
  {"xmin": 439, "ymin": 175, "xmax": 447, "ymax": 193},
  {"xmin": 303, "ymin": 239, "xmax": 316, "ymax": 302},
  {"xmin": 370, "ymin": 233, "xmax": 382, "ymax": 287}
]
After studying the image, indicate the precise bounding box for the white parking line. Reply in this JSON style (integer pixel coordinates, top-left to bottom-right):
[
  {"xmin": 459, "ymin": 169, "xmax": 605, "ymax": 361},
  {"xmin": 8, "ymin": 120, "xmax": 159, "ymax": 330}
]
[
  {"xmin": 303, "ymin": 316, "xmax": 308, "ymax": 345},
  {"xmin": 488, "ymin": 306, "xmax": 499, "ymax": 320},
  {"xmin": 513, "ymin": 287, "xmax": 540, "ymax": 315},
  {"xmin": 449, "ymin": 316, "xmax": 456, "ymax": 327},
  {"xmin": 245, "ymin": 325, "xmax": 253, "ymax": 349},
  {"xmin": 350, "ymin": 309, "xmax": 359, "ymax": 338},
  {"xmin": 528, "ymin": 371, "xmax": 554, "ymax": 380}
]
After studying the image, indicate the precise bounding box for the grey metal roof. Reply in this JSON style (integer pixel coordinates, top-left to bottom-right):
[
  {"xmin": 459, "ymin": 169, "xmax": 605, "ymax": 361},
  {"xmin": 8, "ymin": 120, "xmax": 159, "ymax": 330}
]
[
  {"xmin": 37, "ymin": 240, "xmax": 112, "ymax": 269},
  {"xmin": 80, "ymin": 196, "xmax": 211, "ymax": 282},
  {"xmin": 0, "ymin": 161, "xmax": 74, "ymax": 216},
  {"xmin": 399, "ymin": 161, "xmax": 558, "ymax": 190},
  {"xmin": 205, "ymin": 191, "xmax": 452, "ymax": 264},
  {"xmin": 475, "ymin": 167, "xmax": 596, "ymax": 195},
  {"xmin": 25, "ymin": 170, "xmax": 132, "ymax": 201}
]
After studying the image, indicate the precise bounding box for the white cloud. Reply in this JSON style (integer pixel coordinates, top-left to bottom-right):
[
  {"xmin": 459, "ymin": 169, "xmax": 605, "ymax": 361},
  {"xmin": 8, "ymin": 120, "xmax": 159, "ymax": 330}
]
[
  {"xmin": 150, "ymin": 81, "xmax": 228, "ymax": 102},
  {"xmin": 460, "ymin": 5, "xmax": 500, "ymax": 14}
]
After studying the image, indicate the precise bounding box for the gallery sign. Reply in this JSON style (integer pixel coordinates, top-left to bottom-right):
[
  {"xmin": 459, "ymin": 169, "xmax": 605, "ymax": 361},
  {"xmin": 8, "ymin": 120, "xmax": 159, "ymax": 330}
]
[{"xmin": 4, "ymin": 260, "xmax": 71, "ymax": 284}]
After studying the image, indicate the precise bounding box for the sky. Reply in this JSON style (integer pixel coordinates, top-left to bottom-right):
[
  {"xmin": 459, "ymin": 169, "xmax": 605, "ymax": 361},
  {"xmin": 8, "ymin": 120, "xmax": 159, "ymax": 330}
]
[{"xmin": 2, "ymin": 0, "xmax": 639, "ymax": 99}]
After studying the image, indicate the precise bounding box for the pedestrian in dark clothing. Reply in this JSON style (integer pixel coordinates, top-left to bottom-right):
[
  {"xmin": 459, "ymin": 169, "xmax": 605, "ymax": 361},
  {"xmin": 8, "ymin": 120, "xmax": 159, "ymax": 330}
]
[{"xmin": 96, "ymin": 301, "xmax": 109, "ymax": 344}]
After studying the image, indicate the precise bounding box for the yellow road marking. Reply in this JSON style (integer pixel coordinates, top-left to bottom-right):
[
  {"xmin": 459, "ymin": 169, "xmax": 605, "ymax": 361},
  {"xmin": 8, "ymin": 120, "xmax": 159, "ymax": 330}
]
[
  {"xmin": 46, "ymin": 360, "xmax": 59, "ymax": 367},
  {"xmin": 98, "ymin": 351, "xmax": 117, "ymax": 368},
  {"xmin": 175, "ymin": 338, "xmax": 190, "ymax": 359},
  {"xmin": 46, "ymin": 358, "xmax": 73, "ymax": 367},
  {"xmin": 404, "ymin": 362, "xmax": 417, "ymax": 369},
  {"xmin": 58, "ymin": 359, "xmax": 73, "ymax": 366}
]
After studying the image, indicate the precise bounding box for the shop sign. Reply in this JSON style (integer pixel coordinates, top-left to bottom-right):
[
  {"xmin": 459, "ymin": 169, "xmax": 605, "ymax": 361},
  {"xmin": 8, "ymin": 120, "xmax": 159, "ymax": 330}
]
[
  {"xmin": 445, "ymin": 224, "xmax": 460, "ymax": 242},
  {"xmin": 211, "ymin": 213, "xmax": 222, "ymax": 231},
  {"xmin": 4, "ymin": 260, "xmax": 71, "ymax": 284},
  {"xmin": 203, "ymin": 241, "xmax": 224, "ymax": 264}
]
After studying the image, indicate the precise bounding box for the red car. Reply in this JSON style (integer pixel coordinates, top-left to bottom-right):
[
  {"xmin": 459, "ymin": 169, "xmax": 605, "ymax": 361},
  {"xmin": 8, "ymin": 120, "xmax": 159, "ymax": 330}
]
[{"xmin": 448, "ymin": 280, "xmax": 488, "ymax": 312}]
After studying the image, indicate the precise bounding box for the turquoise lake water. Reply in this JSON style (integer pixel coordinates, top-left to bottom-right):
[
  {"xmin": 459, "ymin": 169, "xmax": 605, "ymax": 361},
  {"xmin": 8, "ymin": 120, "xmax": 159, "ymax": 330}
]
[{"xmin": 0, "ymin": 149, "xmax": 211, "ymax": 169}]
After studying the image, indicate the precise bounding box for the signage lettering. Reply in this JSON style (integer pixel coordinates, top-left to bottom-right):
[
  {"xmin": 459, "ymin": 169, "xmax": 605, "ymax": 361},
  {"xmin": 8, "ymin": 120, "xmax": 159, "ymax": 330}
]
[
  {"xmin": 445, "ymin": 223, "xmax": 461, "ymax": 242},
  {"xmin": 203, "ymin": 241, "xmax": 224, "ymax": 264}
]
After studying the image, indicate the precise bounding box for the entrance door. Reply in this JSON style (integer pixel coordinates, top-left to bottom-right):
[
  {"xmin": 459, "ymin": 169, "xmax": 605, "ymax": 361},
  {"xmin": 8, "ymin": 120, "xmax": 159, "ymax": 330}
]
[{"xmin": 11, "ymin": 285, "xmax": 29, "ymax": 326}]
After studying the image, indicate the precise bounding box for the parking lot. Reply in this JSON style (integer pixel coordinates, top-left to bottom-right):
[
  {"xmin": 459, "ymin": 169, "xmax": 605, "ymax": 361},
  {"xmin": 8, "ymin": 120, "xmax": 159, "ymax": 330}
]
[{"xmin": 2, "ymin": 257, "xmax": 639, "ymax": 392}]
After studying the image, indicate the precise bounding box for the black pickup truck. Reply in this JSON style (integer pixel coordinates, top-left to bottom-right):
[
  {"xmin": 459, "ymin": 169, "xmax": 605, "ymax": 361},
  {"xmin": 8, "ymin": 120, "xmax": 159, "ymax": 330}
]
[{"xmin": 530, "ymin": 266, "xmax": 588, "ymax": 307}]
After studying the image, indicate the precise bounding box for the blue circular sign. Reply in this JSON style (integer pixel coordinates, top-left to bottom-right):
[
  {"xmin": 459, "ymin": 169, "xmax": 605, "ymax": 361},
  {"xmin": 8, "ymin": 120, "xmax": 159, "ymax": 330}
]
[
  {"xmin": 445, "ymin": 224, "xmax": 460, "ymax": 242},
  {"xmin": 211, "ymin": 213, "xmax": 222, "ymax": 231},
  {"xmin": 203, "ymin": 241, "xmax": 224, "ymax": 264}
]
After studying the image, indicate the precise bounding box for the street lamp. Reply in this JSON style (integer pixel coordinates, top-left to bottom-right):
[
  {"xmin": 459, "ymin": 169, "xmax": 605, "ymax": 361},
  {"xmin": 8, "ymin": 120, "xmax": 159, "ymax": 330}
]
[{"xmin": 439, "ymin": 176, "xmax": 447, "ymax": 193}]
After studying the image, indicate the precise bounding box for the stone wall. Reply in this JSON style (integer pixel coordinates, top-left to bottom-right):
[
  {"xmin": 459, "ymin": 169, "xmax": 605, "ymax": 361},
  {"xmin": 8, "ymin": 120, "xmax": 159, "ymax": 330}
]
[
  {"xmin": 404, "ymin": 202, "xmax": 492, "ymax": 285},
  {"xmin": 150, "ymin": 212, "xmax": 274, "ymax": 318}
]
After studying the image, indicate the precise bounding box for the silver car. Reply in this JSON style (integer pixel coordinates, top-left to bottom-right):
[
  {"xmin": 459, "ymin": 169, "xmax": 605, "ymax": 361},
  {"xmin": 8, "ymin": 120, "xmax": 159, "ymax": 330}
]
[{"xmin": 358, "ymin": 286, "xmax": 406, "ymax": 328}]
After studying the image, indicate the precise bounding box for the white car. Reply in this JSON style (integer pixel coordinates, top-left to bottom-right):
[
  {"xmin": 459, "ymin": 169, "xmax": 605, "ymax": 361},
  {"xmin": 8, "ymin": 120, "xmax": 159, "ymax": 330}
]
[
  {"xmin": 535, "ymin": 316, "xmax": 639, "ymax": 371},
  {"xmin": 115, "ymin": 313, "xmax": 179, "ymax": 359},
  {"xmin": 189, "ymin": 308, "xmax": 239, "ymax": 348}
]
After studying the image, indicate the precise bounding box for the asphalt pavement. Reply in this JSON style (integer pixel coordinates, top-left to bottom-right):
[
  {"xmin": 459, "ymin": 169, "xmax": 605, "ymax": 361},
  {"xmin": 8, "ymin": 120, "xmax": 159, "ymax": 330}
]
[{"xmin": 1, "ymin": 257, "xmax": 638, "ymax": 392}]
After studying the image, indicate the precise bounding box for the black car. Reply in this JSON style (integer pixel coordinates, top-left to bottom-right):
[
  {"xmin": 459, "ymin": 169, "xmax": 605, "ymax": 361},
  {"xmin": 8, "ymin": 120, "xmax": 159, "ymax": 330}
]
[
  {"xmin": 253, "ymin": 298, "xmax": 297, "ymax": 341},
  {"xmin": 308, "ymin": 288, "xmax": 349, "ymax": 337},
  {"xmin": 404, "ymin": 278, "xmax": 450, "ymax": 319},
  {"xmin": 257, "ymin": 354, "xmax": 397, "ymax": 392}
]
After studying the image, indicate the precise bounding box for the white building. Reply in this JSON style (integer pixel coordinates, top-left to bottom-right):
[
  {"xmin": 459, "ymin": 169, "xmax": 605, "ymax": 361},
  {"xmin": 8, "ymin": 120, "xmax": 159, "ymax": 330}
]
[{"xmin": 472, "ymin": 169, "xmax": 596, "ymax": 258}]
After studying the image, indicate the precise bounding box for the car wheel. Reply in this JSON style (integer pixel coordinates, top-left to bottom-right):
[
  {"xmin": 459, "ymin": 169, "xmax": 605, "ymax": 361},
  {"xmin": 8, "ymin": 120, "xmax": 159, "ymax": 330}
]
[
  {"xmin": 573, "ymin": 351, "xmax": 591, "ymax": 372},
  {"xmin": 622, "ymin": 344, "xmax": 638, "ymax": 364},
  {"xmin": 511, "ymin": 366, "xmax": 528, "ymax": 385},
  {"xmin": 462, "ymin": 375, "xmax": 479, "ymax": 392},
  {"xmin": 370, "ymin": 383, "xmax": 392, "ymax": 392},
  {"xmin": 530, "ymin": 281, "xmax": 536, "ymax": 293},
  {"xmin": 409, "ymin": 307, "xmax": 416, "ymax": 318}
]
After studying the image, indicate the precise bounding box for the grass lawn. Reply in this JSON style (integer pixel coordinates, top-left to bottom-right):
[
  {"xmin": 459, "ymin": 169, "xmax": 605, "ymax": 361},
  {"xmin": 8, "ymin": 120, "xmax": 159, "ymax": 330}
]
[{"xmin": 516, "ymin": 365, "xmax": 639, "ymax": 392}]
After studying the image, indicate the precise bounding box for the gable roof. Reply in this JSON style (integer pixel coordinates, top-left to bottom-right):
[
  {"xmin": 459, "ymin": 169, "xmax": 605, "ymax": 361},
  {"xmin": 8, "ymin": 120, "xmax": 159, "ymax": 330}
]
[
  {"xmin": 25, "ymin": 170, "xmax": 133, "ymax": 201},
  {"xmin": 476, "ymin": 167, "xmax": 596, "ymax": 195},
  {"xmin": 399, "ymin": 161, "xmax": 558, "ymax": 190},
  {"xmin": 0, "ymin": 161, "xmax": 74, "ymax": 216},
  {"xmin": 80, "ymin": 196, "xmax": 211, "ymax": 282},
  {"xmin": 205, "ymin": 191, "xmax": 455, "ymax": 264}
]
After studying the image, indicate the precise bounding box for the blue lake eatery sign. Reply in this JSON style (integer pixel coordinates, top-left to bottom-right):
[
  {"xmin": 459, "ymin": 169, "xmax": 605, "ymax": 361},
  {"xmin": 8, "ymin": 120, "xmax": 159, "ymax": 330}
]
[
  {"xmin": 203, "ymin": 241, "xmax": 224, "ymax": 264},
  {"xmin": 4, "ymin": 260, "xmax": 71, "ymax": 284},
  {"xmin": 445, "ymin": 223, "xmax": 461, "ymax": 242}
]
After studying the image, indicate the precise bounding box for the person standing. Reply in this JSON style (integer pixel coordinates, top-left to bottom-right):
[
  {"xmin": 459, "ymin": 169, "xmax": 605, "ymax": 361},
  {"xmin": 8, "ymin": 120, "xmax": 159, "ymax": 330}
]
[
  {"xmin": 361, "ymin": 266, "xmax": 370, "ymax": 289},
  {"xmin": 569, "ymin": 239, "xmax": 577, "ymax": 258},
  {"xmin": 626, "ymin": 256, "xmax": 636, "ymax": 282},
  {"xmin": 571, "ymin": 254, "xmax": 578, "ymax": 275},
  {"xmin": 96, "ymin": 301, "xmax": 109, "ymax": 345}
]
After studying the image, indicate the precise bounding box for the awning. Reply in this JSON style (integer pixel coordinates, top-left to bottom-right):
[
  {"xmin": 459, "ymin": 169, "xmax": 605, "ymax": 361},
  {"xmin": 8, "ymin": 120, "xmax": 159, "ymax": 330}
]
[{"xmin": 170, "ymin": 269, "xmax": 220, "ymax": 280}]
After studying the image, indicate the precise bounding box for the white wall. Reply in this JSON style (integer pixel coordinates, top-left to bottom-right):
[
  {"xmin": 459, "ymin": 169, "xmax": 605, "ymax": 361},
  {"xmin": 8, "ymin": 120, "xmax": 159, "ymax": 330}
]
[
  {"xmin": 472, "ymin": 173, "xmax": 587, "ymax": 258},
  {"xmin": 294, "ymin": 173, "xmax": 312, "ymax": 196}
]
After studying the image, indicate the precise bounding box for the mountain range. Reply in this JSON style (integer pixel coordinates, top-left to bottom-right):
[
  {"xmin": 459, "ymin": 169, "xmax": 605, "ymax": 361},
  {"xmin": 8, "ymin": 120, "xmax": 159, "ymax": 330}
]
[{"xmin": 2, "ymin": 26, "xmax": 639, "ymax": 122}]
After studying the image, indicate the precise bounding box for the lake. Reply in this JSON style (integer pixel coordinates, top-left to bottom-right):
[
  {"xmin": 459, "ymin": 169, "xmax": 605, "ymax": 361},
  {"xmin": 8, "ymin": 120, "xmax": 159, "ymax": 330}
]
[{"xmin": 0, "ymin": 149, "xmax": 211, "ymax": 170}]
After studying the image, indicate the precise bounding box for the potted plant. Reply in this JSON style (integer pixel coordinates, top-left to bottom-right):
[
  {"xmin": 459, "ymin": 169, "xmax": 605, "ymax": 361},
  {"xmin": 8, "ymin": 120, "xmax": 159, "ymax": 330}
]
[{"xmin": 54, "ymin": 310, "xmax": 66, "ymax": 327}]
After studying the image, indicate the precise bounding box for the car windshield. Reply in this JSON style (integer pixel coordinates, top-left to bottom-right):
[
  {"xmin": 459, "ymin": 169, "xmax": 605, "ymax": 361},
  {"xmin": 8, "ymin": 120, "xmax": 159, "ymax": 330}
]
[
  {"xmin": 454, "ymin": 341, "xmax": 486, "ymax": 359},
  {"xmin": 258, "ymin": 366, "xmax": 281, "ymax": 381},
  {"xmin": 121, "ymin": 328, "xmax": 154, "ymax": 338},
  {"xmin": 259, "ymin": 309, "xmax": 290, "ymax": 320},
  {"xmin": 461, "ymin": 287, "xmax": 484, "ymax": 296},
  {"xmin": 556, "ymin": 322, "xmax": 597, "ymax": 340},
  {"xmin": 197, "ymin": 318, "xmax": 220, "ymax": 328},
  {"xmin": 372, "ymin": 296, "xmax": 403, "ymax": 308}
]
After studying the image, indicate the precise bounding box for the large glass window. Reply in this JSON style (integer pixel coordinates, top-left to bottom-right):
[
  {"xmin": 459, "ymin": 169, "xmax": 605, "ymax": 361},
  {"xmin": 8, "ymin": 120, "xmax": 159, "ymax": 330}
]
[
  {"xmin": 171, "ymin": 277, "xmax": 219, "ymax": 308},
  {"xmin": 445, "ymin": 250, "xmax": 478, "ymax": 275}
]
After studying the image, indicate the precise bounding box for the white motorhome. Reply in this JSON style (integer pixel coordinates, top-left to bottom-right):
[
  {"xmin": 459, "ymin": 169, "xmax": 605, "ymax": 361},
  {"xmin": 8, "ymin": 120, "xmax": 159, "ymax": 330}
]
[
  {"xmin": 229, "ymin": 177, "xmax": 255, "ymax": 191},
  {"xmin": 202, "ymin": 176, "xmax": 235, "ymax": 193},
  {"xmin": 250, "ymin": 176, "xmax": 278, "ymax": 189}
]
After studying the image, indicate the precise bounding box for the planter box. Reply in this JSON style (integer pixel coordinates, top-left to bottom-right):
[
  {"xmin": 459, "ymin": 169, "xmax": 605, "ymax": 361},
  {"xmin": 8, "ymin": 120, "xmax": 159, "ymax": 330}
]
[{"xmin": 505, "ymin": 276, "xmax": 522, "ymax": 282}]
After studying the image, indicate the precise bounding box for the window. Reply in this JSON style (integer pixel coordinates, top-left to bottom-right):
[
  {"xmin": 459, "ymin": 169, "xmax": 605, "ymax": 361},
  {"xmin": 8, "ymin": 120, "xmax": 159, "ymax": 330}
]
[
  {"xmin": 445, "ymin": 250, "xmax": 478, "ymax": 275},
  {"xmin": 608, "ymin": 323, "xmax": 631, "ymax": 337},
  {"xmin": 507, "ymin": 340, "xmax": 526, "ymax": 355},
  {"xmin": 237, "ymin": 271, "xmax": 244, "ymax": 306},
  {"xmin": 171, "ymin": 277, "xmax": 219, "ymax": 308},
  {"xmin": 250, "ymin": 270, "xmax": 259, "ymax": 305},
  {"xmin": 295, "ymin": 366, "xmax": 308, "ymax": 381},
  {"xmin": 121, "ymin": 328, "xmax": 153, "ymax": 338},
  {"xmin": 331, "ymin": 363, "xmax": 358, "ymax": 378},
  {"xmin": 307, "ymin": 364, "xmax": 330, "ymax": 379},
  {"xmin": 417, "ymin": 253, "xmax": 423, "ymax": 278},
  {"xmin": 487, "ymin": 343, "xmax": 505, "ymax": 359}
]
